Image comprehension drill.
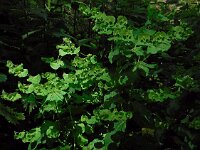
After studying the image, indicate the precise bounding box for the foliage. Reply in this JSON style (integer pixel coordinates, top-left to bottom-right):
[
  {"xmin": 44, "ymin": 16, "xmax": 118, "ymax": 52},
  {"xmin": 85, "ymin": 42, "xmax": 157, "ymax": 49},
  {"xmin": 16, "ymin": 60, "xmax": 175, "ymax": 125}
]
[
  {"xmin": 1, "ymin": 0, "xmax": 200, "ymax": 150},
  {"xmin": 0, "ymin": 72, "xmax": 24, "ymax": 124},
  {"xmin": 0, "ymin": 102, "xmax": 25, "ymax": 125},
  {"xmin": 3, "ymin": 37, "xmax": 132, "ymax": 149},
  {"xmin": 0, "ymin": 73, "xmax": 7, "ymax": 83}
]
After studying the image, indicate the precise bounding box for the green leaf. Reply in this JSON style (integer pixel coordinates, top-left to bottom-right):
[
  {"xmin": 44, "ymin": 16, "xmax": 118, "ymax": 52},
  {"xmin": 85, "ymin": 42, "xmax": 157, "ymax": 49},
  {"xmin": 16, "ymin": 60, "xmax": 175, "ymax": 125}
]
[
  {"xmin": 138, "ymin": 62, "xmax": 149, "ymax": 76},
  {"xmin": 81, "ymin": 115, "xmax": 98, "ymax": 125},
  {"xmin": 41, "ymin": 72, "xmax": 56, "ymax": 80},
  {"xmin": 57, "ymin": 39, "xmax": 80, "ymax": 56},
  {"xmin": 132, "ymin": 46, "xmax": 144, "ymax": 56},
  {"xmin": 147, "ymin": 88, "xmax": 178, "ymax": 102},
  {"xmin": 50, "ymin": 62, "xmax": 60, "ymax": 70},
  {"xmin": 147, "ymin": 45, "xmax": 158, "ymax": 54},
  {"xmin": 74, "ymin": 47, "xmax": 80, "ymax": 54},
  {"xmin": 6, "ymin": 61, "xmax": 28, "ymax": 78},
  {"xmin": 99, "ymin": 72, "xmax": 111, "ymax": 82},
  {"xmin": 46, "ymin": 89, "xmax": 66, "ymax": 102},
  {"xmin": 0, "ymin": 73, "xmax": 7, "ymax": 83},
  {"xmin": 1, "ymin": 90, "xmax": 22, "ymax": 102},
  {"xmin": 116, "ymin": 16, "xmax": 128, "ymax": 26},
  {"xmin": 42, "ymin": 101, "xmax": 61, "ymax": 113},
  {"xmin": 27, "ymin": 75, "xmax": 41, "ymax": 84},
  {"xmin": 50, "ymin": 59, "xmax": 64, "ymax": 70},
  {"xmin": 46, "ymin": 126, "xmax": 60, "ymax": 138},
  {"xmin": 104, "ymin": 91, "xmax": 117, "ymax": 101},
  {"xmin": 144, "ymin": 29, "xmax": 156, "ymax": 36},
  {"xmin": 174, "ymin": 75, "xmax": 198, "ymax": 90},
  {"xmin": 157, "ymin": 13, "xmax": 169, "ymax": 21},
  {"xmin": 189, "ymin": 117, "xmax": 200, "ymax": 129},
  {"xmin": 85, "ymin": 139, "xmax": 104, "ymax": 150},
  {"xmin": 41, "ymin": 57, "xmax": 54, "ymax": 63},
  {"xmin": 24, "ymin": 94, "xmax": 37, "ymax": 113},
  {"xmin": 77, "ymin": 135, "xmax": 88, "ymax": 147},
  {"xmin": 156, "ymin": 43, "xmax": 171, "ymax": 52},
  {"xmin": 18, "ymin": 69, "xmax": 28, "ymax": 77},
  {"xmin": 77, "ymin": 123, "xmax": 86, "ymax": 133},
  {"xmin": 108, "ymin": 48, "xmax": 120, "ymax": 63},
  {"xmin": 103, "ymin": 121, "xmax": 126, "ymax": 148},
  {"xmin": 63, "ymin": 73, "xmax": 78, "ymax": 85},
  {"xmin": 90, "ymin": 55, "xmax": 97, "ymax": 64},
  {"xmin": 147, "ymin": 43, "xmax": 171, "ymax": 54},
  {"xmin": 0, "ymin": 103, "xmax": 25, "ymax": 124},
  {"xmin": 118, "ymin": 76, "xmax": 128, "ymax": 85},
  {"xmin": 15, "ymin": 127, "xmax": 42, "ymax": 143},
  {"xmin": 78, "ymin": 38, "xmax": 92, "ymax": 46},
  {"xmin": 59, "ymin": 49, "xmax": 68, "ymax": 56},
  {"xmin": 6, "ymin": 60, "xmax": 14, "ymax": 68},
  {"xmin": 134, "ymin": 62, "xmax": 156, "ymax": 76}
]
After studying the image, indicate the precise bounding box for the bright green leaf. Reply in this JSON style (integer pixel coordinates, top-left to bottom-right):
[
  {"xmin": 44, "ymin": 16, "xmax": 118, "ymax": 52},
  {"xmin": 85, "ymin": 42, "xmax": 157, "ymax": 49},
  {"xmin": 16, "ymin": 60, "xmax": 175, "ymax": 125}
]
[
  {"xmin": 27, "ymin": 75, "xmax": 41, "ymax": 84},
  {"xmin": 1, "ymin": 90, "xmax": 22, "ymax": 101}
]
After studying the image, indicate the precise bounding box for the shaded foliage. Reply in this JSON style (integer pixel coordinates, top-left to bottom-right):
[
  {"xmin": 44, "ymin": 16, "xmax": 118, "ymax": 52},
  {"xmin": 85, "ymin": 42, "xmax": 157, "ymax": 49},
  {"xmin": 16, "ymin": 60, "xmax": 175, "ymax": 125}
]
[{"xmin": 0, "ymin": 0, "xmax": 200, "ymax": 150}]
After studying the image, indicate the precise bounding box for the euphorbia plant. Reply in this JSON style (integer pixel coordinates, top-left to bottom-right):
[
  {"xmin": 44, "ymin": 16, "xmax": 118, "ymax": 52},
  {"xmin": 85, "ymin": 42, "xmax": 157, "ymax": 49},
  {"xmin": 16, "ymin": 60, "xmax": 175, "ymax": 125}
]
[
  {"xmin": 2, "ymin": 37, "xmax": 132, "ymax": 149},
  {"xmin": 1, "ymin": 1, "xmax": 197, "ymax": 150}
]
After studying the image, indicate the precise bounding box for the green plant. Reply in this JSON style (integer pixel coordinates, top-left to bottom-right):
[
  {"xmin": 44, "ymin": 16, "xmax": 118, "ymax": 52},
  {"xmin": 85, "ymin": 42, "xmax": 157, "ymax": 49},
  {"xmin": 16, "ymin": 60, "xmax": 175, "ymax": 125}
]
[
  {"xmin": 1, "ymin": 1, "xmax": 200, "ymax": 150},
  {"xmin": 0, "ymin": 72, "xmax": 25, "ymax": 124},
  {"xmin": 2, "ymin": 37, "xmax": 132, "ymax": 149}
]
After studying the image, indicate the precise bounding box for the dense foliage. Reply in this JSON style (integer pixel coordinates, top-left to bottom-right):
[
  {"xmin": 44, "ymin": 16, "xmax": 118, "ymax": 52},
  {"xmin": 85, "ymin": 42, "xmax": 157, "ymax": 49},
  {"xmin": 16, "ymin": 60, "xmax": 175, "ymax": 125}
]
[{"xmin": 0, "ymin": 0, "xmax": 200, "ymax": 150}]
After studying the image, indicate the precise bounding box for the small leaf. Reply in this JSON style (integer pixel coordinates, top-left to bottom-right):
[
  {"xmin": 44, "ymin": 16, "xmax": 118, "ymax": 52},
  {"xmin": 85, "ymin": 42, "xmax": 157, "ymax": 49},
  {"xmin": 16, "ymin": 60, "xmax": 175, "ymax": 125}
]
[
  {"xmin": 50, "ymin": 59, "xmax": 64, "ymax": 70},
  {"xmin": 1, "ymin": 90, "xmax": 22, "ymax": 101},
  {"xmin": 46, "ymin": 126, "xmax": 60, "ymax": 138},
  {"xmin": 108, "ymin": 49, "xmax": 120, "ymax": 63},
  {"xmin": 100, "ymin": 72, "xmax": 111, "ymax": 82},
  {"xmin": 77, "ymin": 135, "xmax": 88, "ymax": 146},
  {"xmin": 74, "ymin": 47, "xmax": 80, "ymax": 54},
  {"xmin": 78, "ymin": 38, "xmax": 91, "ymax": 46},
  {"xmin": 90, "ymin": 55, "xmax": 97, "ymax": 64},
  {"xmin": 147, "ymin": 45, "xmax": 158, "ymax": 54},
  {"xmin": 46, "ymin": 90, "xmax": 66, "ymax": 102},
  {"xmin": 41, "ymin": 57, "xmax": 54, "ymax": 63},
  {"xmin": 59, "ymin": 49, "xmax": 68, "ymax": 56},
  {"xmin": 189, "ymin": 117, "xmax": 200, "ymax": 129},
  {"xmin": 147, "ymin": 88, "xmax": 177, "ymax": 102},
  {"xmin": 81, "ymin": 115, "xmax": 98, "ymax": 125},
  {"xmin": 18, "ymin": 127, "xmax": 42, "ymax": 143},
  {"xmin": 103, "ymin": 121, "xmax": 126, "ymax": 148},
  {"xmin": 135, "ymin": 62, "xmax": 156, "ymax": 76},
  {"xmin": 0, "ymin": 103, "xmax": 25, "ymax": 124},
  {"xmin": 0, "ymin": 73, "xmax": 7, "ymax": 83},
  {"xmin": 118, "ymin": 76, "xmax": 128, "ymax": 85},
  {"xmin": 104, "ymin": 91, "xmax": 117, "ymax": 101},
  {"xmin": 132, "ymin": 46, "xmax": 144, "ymax": 56},
  {"xmin": 86, "ymin": 139, "xmax": 104, "ymax": 149},
  {"xmin": 145, "ymin": 29, "xmax": 156, "ymax": 35},
  {"xmin": 27, "ymin": 75, "xmax": 41, "ymax": 84},
  {"xmin": 6, "ymin": 60, "xmax": 14, "ymax": 68},
  {"xmin": 138, "ymin": 62, "xmax": 150, "ymax": 76},
  {"xmin": 18, "ymin": 69, "xmax": 28, "ymax": 78},
  {"xmin": 78, "ymin": 123, "xmax": 86, "ymax": 133},
  {"xmin": 6, "ymin": 61, "xmax": 28, "ymax": 78}
]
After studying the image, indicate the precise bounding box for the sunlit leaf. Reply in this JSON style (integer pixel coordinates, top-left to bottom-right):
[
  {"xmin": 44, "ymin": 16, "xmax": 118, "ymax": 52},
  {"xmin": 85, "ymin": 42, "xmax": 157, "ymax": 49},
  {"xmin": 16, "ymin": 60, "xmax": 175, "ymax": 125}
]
[
  {"xmin": 1, "ymin": 90, "xmax": 22, "ymax": 101},
  {"xmin": 27, "ymin": 75, "xmax": 41, "ymax": 84}
]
